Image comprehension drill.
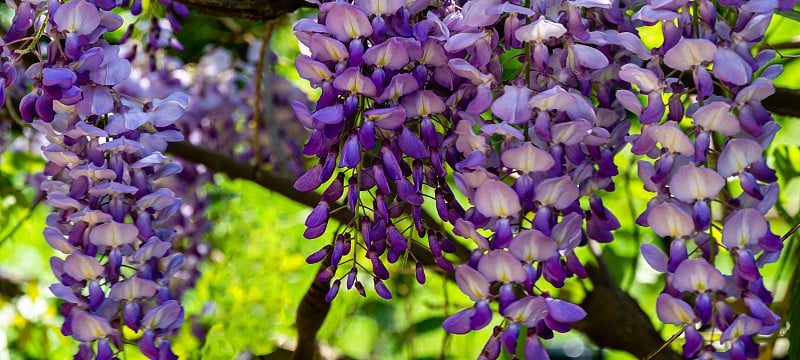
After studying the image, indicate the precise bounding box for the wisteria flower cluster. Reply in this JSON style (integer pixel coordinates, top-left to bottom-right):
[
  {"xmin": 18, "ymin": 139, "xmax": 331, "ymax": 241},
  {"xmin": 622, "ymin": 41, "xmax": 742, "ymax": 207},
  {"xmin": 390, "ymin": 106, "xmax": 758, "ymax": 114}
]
[
  {"xmin": 120, "ymin": 43, "xmax": 311, "ymax": 300},
  {"xmin": 625, "ymin": 0, "xmax": 787, "ymax": 358},
  {"xmin": 1, "ymin": 1, "xmax": 192, "ymax": 359},
  {"xmin": 292, "ymin": 0, "xmax": 794, "ymax": 359}
]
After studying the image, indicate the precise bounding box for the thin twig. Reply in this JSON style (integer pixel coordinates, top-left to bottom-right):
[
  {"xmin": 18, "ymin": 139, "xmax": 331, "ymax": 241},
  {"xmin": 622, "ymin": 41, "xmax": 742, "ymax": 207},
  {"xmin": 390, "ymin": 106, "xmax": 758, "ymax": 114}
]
[
  {"xmin": 643, "ymin": 327, "xmax": 686, "ymax": 360},
  {"xmin": 253, "ymin": 20, "xmax": 278, "ymax": 173},
  {"xmin": 0, "ymin": 196, "xmax": 42, "ymax": 248}
]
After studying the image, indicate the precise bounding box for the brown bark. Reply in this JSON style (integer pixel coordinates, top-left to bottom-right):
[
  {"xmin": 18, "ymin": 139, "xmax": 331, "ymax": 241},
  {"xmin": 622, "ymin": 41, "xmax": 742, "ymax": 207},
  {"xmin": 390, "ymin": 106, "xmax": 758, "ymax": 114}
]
[{"xmin": 179, "ymin": 0, "xmax": 310, "ymax": 20}]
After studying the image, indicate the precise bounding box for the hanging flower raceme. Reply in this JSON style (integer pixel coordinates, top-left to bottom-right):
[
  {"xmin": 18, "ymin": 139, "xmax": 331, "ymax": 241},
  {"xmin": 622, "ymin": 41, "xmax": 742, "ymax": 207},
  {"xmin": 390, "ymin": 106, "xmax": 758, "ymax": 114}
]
[
  {"xmin": 293, "ymin": 0, "xmax": 472, "ymax": 301},
  {"xmin": 291, "ymin": 0, "xmax": 638, "ymax": 358},
  {"xmin": 623, "ymin": 0, "xmax": 792, "ymax": 357},
  {"xmin": 1, "ymin": 1, "xmax": 193, "ymax": 359},
  {"xmin": 292, "ymin": 0, "xmax": 794, "ymax": 358}
]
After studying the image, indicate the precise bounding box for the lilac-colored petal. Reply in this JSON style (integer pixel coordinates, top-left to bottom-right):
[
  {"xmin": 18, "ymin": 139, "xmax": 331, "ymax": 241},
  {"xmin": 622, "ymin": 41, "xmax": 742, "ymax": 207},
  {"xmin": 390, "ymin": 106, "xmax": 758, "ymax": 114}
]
[
  {"xmin": 363, "ymin": 38, "xmax": 409, "ymax": 70},
  {"xmin": 551, "ymin": 120, "xmax": 592, "ymax": 146},
  {"xmin": 291, "ymin": 101, "xmax": 314, "ymax": 128},
  {"xmin": 71, "ymin": 311, "xmax": 112, "ymax": 342},
  {"xmin": 354, "ymin": 0, "xmax": 405, "ymax": 15},
  {"xmin": 312, "ymin": 104, "xmax": 344, "ymax": 125},
  {"xmin": 720, "ymin": 315, "xmax": 762, "ymax": 343},
  {"xmin": 377, "ymin": 73, "xmax": 419, "ymax": 102},
  {"xmin": 503, "ymin": 296, "xmax": 549, "ymax": 326},
  {"xmin": 735, "ymin": 78, "xmax": 774, "ymax": 105},
  {"xmin": 641, "ymin": 243, "xmax": 669, "ymax": 272},
  {"xmin": 474, "ymin": 180, "xmax": 521, "ymax": 218},
  {"xmin": 672, "ymin": 258, "xmax": 725, "ymax": 292},
  {"xmin": 64, "ymin": 253, "xmax": 104, "ymax": 281},
  {"xmin": 501, "ymin": 323, "xmax": 520, "ymax": 355},
  {"xmin": 442, "ymin": 307, "xmax": 475, "ymax": 334},
  {"xmin": 684, "ymin": 325, "xmax": 703, "ymax": 357},
  {"xmin": 325, "ymin": 4, "xmax": 373, "ymax": 41},
  {"xmin": 419, "ymin": 40, "xmax": 448, "ymax": 66},
  {"xmin": 89, "ymin": 221, "xmax": 139, "ymax": 248},
  {"xmin": 142, "ymin": 300, "xmax": 184, "ymax": 330},
  {"xmin": 294, "ymin": 164, "xmax": 323, "ymax": 192},
  {"xmin": 492, "ymin": 85, "xmax": 533, "ymax": 124},
  {"xmin": 515, "ymin": 17, "xmax": 567, "ymax": 43},
  {"xmin": 737, "ymin": 248, "xmax": 760, "ymax": 281},
  {"xmin": 77, "ymin": 86, "xmax": 114, "ymax": 116},
  {"xmin": 455, "ymin": 121, "xmax": 488, "ymax": 154},
  {"xmin": 109, "ymin": 277, "xmax": 159, "ymax": 301},
  {"xmin": 444, "ymin": 31, "xmax": 486, "ymax": 53},
  {"xmin": 618, "ymin": 31, "xmax": 653, "ymax": 60},
  {"xmin": 296, "ymin": 55, "xmax": 333, "ymax": 84},
  {"xmin": 53, "ymin": 0, "xmax": 101, "ymax": 35},
  {"xmin": 401, "ymin": 90, "xmax": 445, "ymax": 118},
  {"xmin": 455, "ymin": 265, "xmax": 491, "ymax": 301},
  {"xmin": 449, "ymin": 58, "xmax": 493, "ymax": 86},
  {"xmin": 502, "ymin": 143, "xmax": 554, "ymax": 174},
  {"xmin": 42, "ymin": 68, "xmax": 77, "ymax": 88},
  {"xmin": 365, "ymin": 106, "xmax": 406, "ymax": 130},
  {"xmin": 669, "ymin": 163, "xmax": 725, "ymax": 202},
  {"xmin": 649, "ymin": 121, "xmax": 694, "ymax": 155},
  {"xmin": 89, "ymin": 51, "xmax": 131, "ymax": 86},
  {"xmin": 478, "ymin": 250, "xmax": 527, "ymax": 283},
  {"xmin": 467, "ymin": 84, "xmax": 493, "ymax": 114},
  {"xmin": 45, "ymin": 192, "xmax": 84, "ymax": 211},
  {"xmin": 509, "ymin": 229, "xmax": 558, "ymax": 262},
  {"xmin": 551, "ymin": 213, "xmax": 583, "ymax": 250},
  {"xmin": 488, "ymin": 2, "xmax": 534, "ymax": 15},
  {"xmin": 569, "ymin": 44, "xmax": 609, "ymax": 69},
  {"xmin": 663, "ymin": 38, "xmax": 716, "ymax": 71},
  {"xmin": 69, "ymin": 164, "xmax": 117, "ymax": 181},
  {"xmin": 619, "ymin": 64, "xmax": 661, "ymax": 92},
  {"xmin": 453, "ymin": 219, "xmax": 490, "ymax": 249},
  {"xmin": 534, "ymin": 176, "xmax": 579, "ymax": 210},
  {"xmin": 692, "ymin": 102, "xmax": 740, "ymax": 135},
  {"xmin": 374, "ymin": 278, "xmax": 393, "ymax": 299},
  {"xmin": 525, "ymin": 336, "xmax": 550, "ymax": 360},
  {"xmin": 545, "ymin": 298, "xmax": 586, "ymax": 323},
  {"xmin": 44, "ymin": 227, "xmax": 73, "ymax": 254},
  {"xmin": 50, "ymin": 283, "xmax": 85, "ymax": 304},
  {"xmin": 717, "ymin": 139, "xmax": 763, "ymax": 177},
  {"xmin": 398, "ymin": 126, "xmax": 429, "ymax": 159},
  {"xmin": 721, "ymin": 208, "xmax": 767, "ymax": 249},
  {"xmin": 87, "ymin": 182, "xmax": 139, "ymax": 197},
  {"xmin": 616, "ymin": 89, "xmax": 643, "ymax": 115},
  {"xmin": 714, "ymin": 48, "xmax": 752, "ymax": 86},
  {"xmin": 656, "ymin": 293, "xmax": 697, "ymax": 324},
  {"xmin": 462, "ymin": 0, "xmax": 503, "ymax": 28},
  {"xmin": 648, "ymin": 202, "xmax": 694, "ymax": 238},
  {"xmin": 333, "ymin": 67, "xmax": 377, "ymax": 97},
  {"xmin": 308, "ymin": 34, "xmax": 349, "ymax": 62},
  {"xmin": 529, "ymin": 86, "xmax": 575, "ymax": 111}
]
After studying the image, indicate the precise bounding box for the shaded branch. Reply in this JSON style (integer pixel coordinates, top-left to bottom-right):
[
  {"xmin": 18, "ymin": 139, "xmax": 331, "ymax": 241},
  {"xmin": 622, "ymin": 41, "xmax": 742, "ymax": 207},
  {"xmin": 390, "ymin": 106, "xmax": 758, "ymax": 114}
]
[
  {"xmin": 179, "ymin": 0, "xmax": 310, "ymax": 20},
  {"xmin": 576, "ymin": 265, "xmax": 682, "ymax": 360},
  {"xmin": 764, "ymin": 87, "xmax": 800, "ymax": 118}
]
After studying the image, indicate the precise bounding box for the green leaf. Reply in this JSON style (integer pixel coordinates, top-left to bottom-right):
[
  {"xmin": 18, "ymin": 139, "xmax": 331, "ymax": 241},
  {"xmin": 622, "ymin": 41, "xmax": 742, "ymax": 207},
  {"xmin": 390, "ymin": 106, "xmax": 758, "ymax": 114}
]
[
  {"xmin": 778, "ymin": 10, "xmax": 800, "ymax": 23},
  {"xmin": 788, "ymin": 262, "xmax": 800, "ymax": 355},
  {"xmin": 413, "ymin": 316, "xmax": 447, "ymax": 334}
]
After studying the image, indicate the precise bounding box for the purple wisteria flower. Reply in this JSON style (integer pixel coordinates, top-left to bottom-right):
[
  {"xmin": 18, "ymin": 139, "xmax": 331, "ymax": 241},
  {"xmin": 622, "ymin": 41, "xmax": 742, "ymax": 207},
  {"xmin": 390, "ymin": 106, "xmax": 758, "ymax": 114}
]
[
  {"xmin": 624, "ymin": 0, "xmax": 789, "ymax": 356},
  {"xmin": 0, "ymin": 1, "xmax": 199, "ymax": 359}
]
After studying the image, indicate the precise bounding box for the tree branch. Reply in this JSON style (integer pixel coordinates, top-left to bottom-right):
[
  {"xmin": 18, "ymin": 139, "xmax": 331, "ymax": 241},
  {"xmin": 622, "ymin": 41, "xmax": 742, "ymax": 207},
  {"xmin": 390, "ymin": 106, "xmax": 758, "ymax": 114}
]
[
  {"xmin": 763, "ymin": 87, "xmax": 800, "ymax": 118},
  {"xmin": 179, "ymin": 0, "xmax": 310, "ymax": 20}
]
